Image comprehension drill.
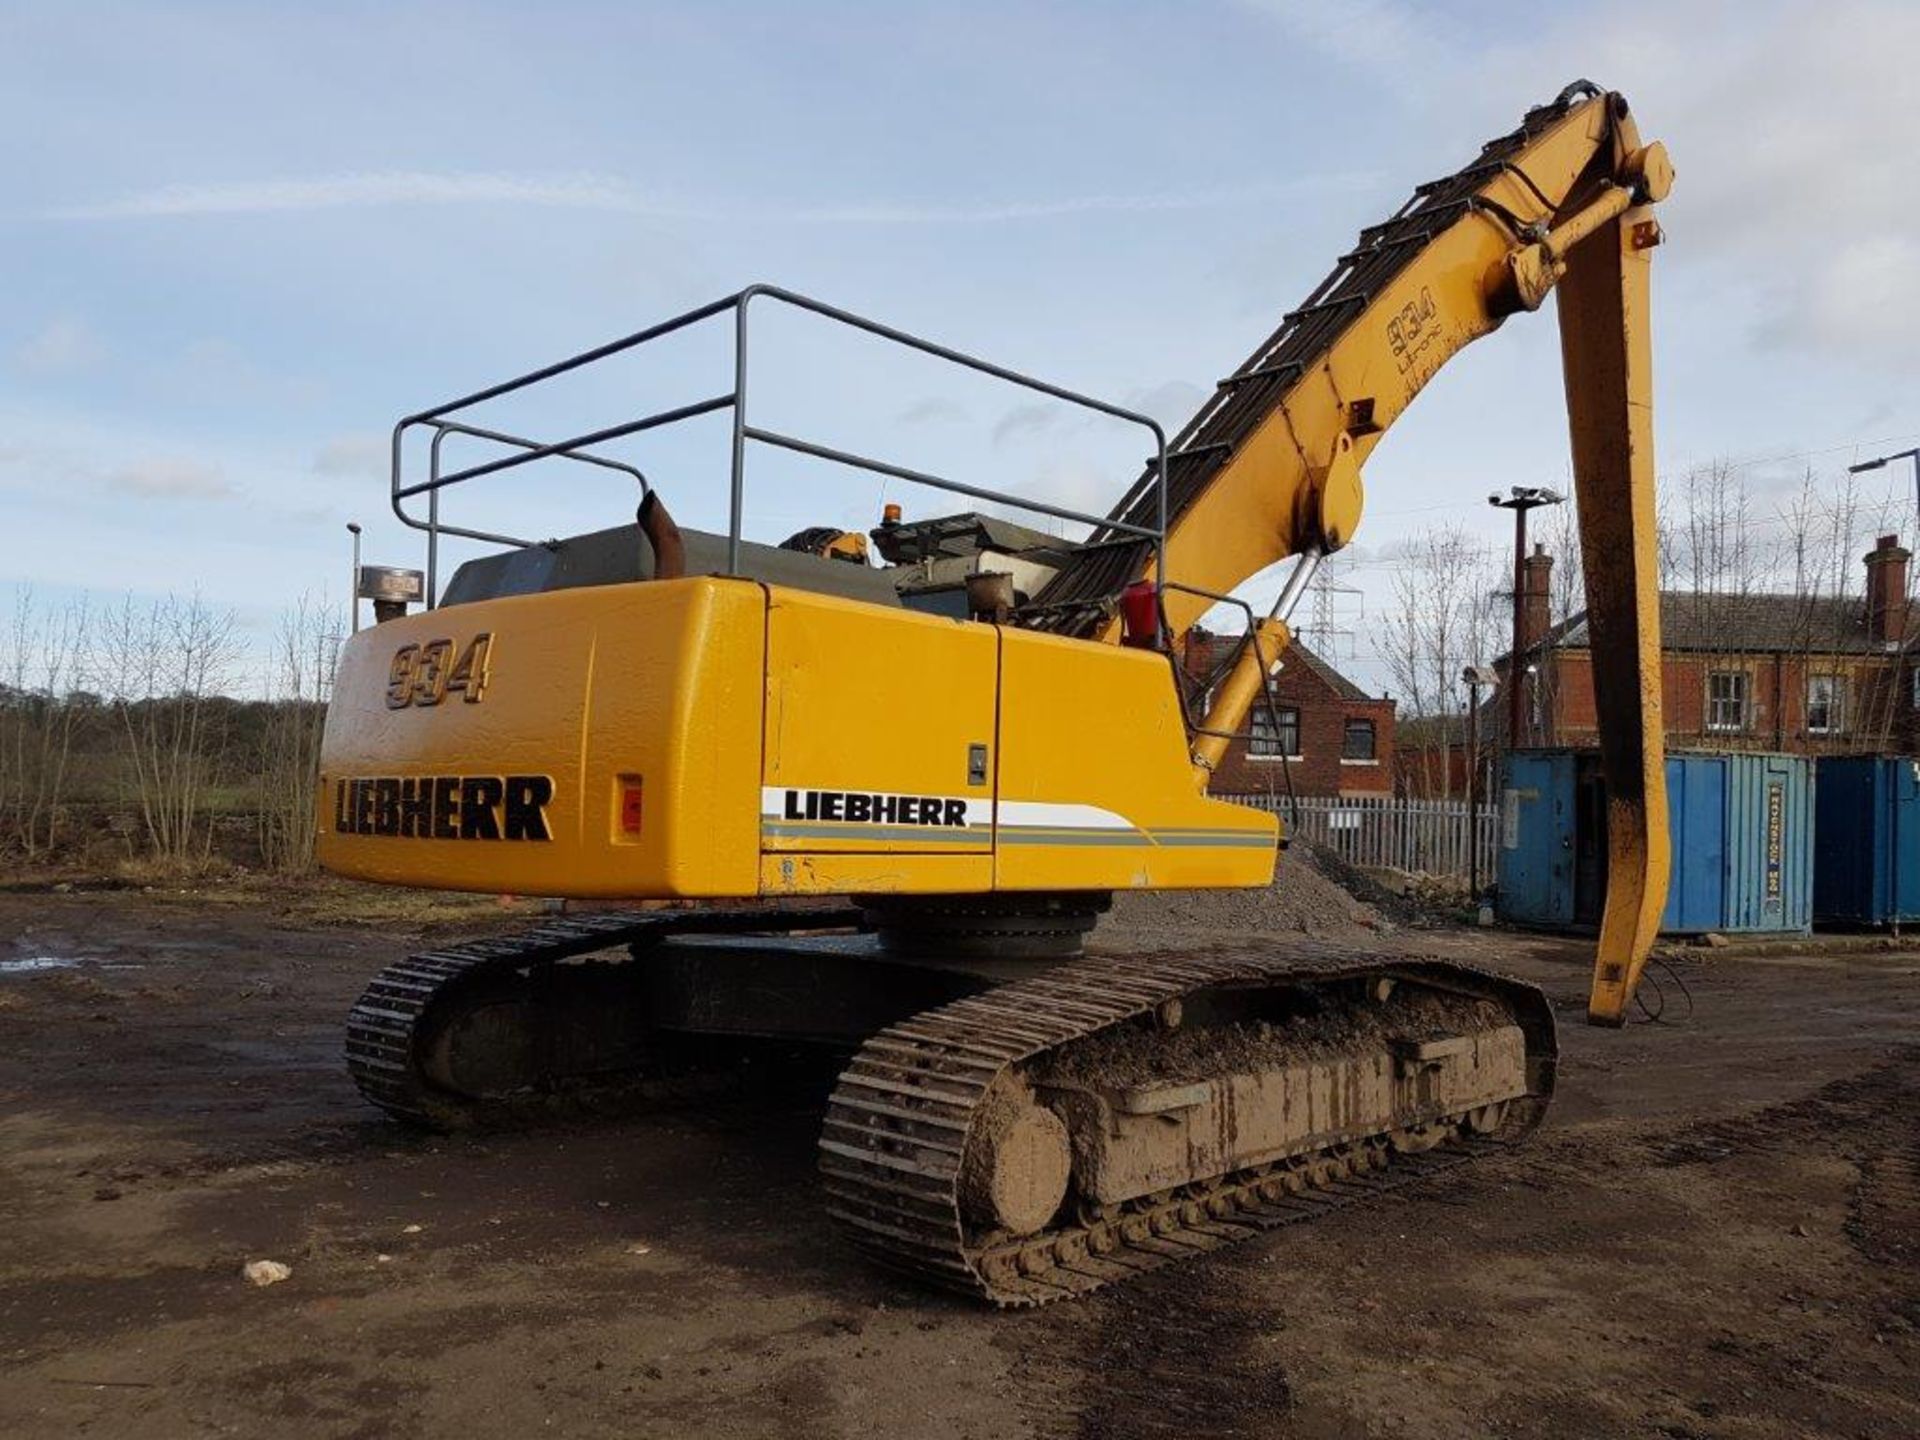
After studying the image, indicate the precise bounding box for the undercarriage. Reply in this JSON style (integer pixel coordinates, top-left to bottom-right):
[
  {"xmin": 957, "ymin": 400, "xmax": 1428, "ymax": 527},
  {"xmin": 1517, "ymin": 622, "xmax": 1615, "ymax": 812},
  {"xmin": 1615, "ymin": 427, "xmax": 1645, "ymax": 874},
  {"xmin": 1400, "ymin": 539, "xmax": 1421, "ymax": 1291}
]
[{"xmin": 346, "ymin": 906, "xmax": 1555, "ymax": 1305}]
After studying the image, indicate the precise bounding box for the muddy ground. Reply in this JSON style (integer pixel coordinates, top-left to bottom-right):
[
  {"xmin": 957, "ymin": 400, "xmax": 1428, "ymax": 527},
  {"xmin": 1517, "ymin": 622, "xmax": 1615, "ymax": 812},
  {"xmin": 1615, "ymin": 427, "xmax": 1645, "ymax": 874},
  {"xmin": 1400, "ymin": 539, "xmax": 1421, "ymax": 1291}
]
[{"xmin": 1, "ymin": 885, "xmax": 1916, "ymax": 1439}]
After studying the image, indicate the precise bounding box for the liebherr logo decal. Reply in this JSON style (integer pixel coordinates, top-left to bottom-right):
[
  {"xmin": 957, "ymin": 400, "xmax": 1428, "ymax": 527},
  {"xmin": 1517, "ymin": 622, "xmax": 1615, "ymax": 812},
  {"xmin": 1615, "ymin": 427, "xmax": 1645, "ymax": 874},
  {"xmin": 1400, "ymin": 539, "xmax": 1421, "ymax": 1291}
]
[
  {"xmin": 333, "ymin": 774, "xmax": 554, "ymax": 840},
  {"xmin": 757, "ymin": 788, "xmax": 1275, "ymax": 849},
  {"xmin": 775, "ymin": 788, "xmax": 977, "ymax": 828}
]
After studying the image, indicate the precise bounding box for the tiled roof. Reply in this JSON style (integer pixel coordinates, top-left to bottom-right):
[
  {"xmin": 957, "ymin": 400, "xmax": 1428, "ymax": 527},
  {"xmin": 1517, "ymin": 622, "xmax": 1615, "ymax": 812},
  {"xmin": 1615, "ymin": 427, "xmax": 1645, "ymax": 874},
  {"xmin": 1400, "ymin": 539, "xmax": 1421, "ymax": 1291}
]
[
  {"xmin": 1543, "ymin": 591, "xmax": 1915, "ymax": 657},
  {"xmin": 1287, "ymin": 639, "xmax": 1375, "ymax": 702},
  {"xmin": 1186, "ymin": 628, "xmax": 1377, "ymax": 701}
]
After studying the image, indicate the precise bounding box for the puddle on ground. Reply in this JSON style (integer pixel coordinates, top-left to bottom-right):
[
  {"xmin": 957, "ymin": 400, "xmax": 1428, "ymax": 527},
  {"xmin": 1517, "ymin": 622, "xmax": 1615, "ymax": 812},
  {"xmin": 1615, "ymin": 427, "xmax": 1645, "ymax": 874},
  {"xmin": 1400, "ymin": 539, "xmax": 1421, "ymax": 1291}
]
[
  {"xmin": 0, "ymin": 956, "xmax": 143, "ymax": 976},
  {"xmin": 0, "ymin": 957, "xmax": 79, "ymax": 974}
]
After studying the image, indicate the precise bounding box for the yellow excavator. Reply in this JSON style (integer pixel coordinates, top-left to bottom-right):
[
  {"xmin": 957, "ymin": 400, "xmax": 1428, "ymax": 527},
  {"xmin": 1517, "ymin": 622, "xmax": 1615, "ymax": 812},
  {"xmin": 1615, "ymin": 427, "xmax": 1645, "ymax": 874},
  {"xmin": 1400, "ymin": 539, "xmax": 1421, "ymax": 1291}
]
[{"xmin": 319, "ymin": 80, "xmax": 1671, "ymax": 1305}]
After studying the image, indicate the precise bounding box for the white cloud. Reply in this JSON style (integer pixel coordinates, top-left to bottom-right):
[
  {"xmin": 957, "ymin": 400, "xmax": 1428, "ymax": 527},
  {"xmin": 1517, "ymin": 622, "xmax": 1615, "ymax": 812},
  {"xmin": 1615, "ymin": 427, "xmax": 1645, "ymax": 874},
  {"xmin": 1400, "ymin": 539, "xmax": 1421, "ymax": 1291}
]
[
  {"xmin": 314, "ymin": 433, "xmax": 388, "ymax": 478},
  {"xmin": 897, "ymin": 397, "xmax": 970, "ymax": 426},
  {"xmin": 151, "ymin": 338, "xmax": 326, "ymax": 409},
  {"xmin": 786, "ymin": 176, "xmax": 1380, "ymax": 225},
  {"xmin": 1125, "ymin": 380, "xmax": 1208, "ymax": 431},
  {"xmin": 1239, "ymin": 1, "xmax": 1920, "ymax": 369},
  {"xmin": 1232, "ymin": 0, "xmax": 1432, "ymax": 83},
  {"xmin": 106, "ymin": 459, "xmax": 233, "ymax": 500},
  {"xmin": 993, "ymin": 402, "xmax": 1060, "ymax": 447},
  {"xmin": 41, "ymin": 171, "xmax": 674, "ymax": 221},
  {"xmin": 38, "ymin": 169, "xmax": 1379, "ymax": 228},
  {"xmin": 11, "ymin": 317, "xmax": 104, "ymax": 377},
  {"xmin": 1593, "ymin": 1, "xmax": 1920, "ymax": 368},
  {"xmin": 1023, "ymin": 454, "xmax": 1114, "ymax": 526},
  {"xmin": 1757, "ymin": 235, "xmax": 1920, "ymax": 359}
]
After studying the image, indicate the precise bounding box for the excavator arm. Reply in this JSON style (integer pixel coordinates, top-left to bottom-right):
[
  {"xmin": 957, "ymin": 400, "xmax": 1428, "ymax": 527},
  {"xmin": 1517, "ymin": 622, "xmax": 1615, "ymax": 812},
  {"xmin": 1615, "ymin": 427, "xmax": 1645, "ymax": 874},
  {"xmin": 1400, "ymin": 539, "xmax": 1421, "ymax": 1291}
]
[
  {"xmin": 1555, "ymin": 143, "xmax": 1671, "ymax": 1026},
  {"xmin": 1033, "ymin": 82, "xmax": 1671, "ymax": 1025}
]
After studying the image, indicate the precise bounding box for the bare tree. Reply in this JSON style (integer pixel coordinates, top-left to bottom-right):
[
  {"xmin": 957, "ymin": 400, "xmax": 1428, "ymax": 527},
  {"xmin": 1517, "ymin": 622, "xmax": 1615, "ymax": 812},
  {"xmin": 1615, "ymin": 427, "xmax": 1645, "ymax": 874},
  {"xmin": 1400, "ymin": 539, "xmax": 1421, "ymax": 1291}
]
[
  {"xmin": 1379, "ymin": 525, "xmax": 1503, "ymax": 800},
  {"xmin": 0, "ymin": 589, "xmax": 91, "ymax": 858},
  {"xmin": 255, "ymin": 596, "xmax": 341, "ymax": 874},
  {"xmin": 1777, "ymin": 465, "xmax": 1825, "ymax": 604},
  {"xmin": 91, "ymin": 593, "xmax": 241, "ymax": 869},
  {"xmin": 1822, "ymin": 463, "xmax": 1867, "ymax": 601},
  {"xmin": 1680, "ymin": 458, "xmax": 1761, "ymax": 600},
  {"xmin": 1538, "ymin": 499, "xmax": 1585, "ymax": 631},
  {"xmin": 1653, "ymin": 483, "xmax": 1682, "ymax": 594}
]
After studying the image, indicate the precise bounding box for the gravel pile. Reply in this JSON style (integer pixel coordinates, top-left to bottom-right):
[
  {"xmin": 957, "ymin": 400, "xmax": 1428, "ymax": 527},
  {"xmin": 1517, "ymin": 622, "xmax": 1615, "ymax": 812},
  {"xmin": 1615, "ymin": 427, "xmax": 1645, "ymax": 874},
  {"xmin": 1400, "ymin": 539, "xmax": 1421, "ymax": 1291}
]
[{"xmin": 1103, "ymin": 840, "xmax": 1390, "ymax": 943}]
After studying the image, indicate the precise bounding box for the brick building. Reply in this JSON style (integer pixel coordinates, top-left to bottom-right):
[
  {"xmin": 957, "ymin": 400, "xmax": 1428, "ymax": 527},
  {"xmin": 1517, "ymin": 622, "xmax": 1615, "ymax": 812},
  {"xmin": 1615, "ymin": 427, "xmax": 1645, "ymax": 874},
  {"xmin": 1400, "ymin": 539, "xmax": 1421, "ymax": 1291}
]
[
  {"xmin": 1500, "ymin": 534, "xmax": 1918, "ymax": 754},
  {"xmin": 1183, "ymin": 629, "xmax": 1396, "ymax": 797}
]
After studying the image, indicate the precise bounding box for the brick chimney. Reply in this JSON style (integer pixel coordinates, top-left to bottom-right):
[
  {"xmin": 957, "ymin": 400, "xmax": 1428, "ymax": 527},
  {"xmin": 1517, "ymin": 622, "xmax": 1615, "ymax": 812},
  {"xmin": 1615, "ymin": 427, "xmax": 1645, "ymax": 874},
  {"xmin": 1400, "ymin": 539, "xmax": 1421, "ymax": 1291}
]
[
  {"xmin": 1864, "ymin": 534, "xmax": 1909, "ymax": 647},
  {"xmin": 1182, "ymin": 626, "xmax": 1220, "ymax": 683},
  {"xmin": 1519, "ymin": 542, "xmax": 1553, "ymax": 656}
]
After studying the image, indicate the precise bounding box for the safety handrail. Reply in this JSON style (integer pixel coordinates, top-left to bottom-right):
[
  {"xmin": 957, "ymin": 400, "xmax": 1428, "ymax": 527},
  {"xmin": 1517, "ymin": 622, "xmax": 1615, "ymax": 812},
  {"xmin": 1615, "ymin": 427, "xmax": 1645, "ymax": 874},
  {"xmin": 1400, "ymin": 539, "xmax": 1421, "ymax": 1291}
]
[
  {"xmin": 389, "ymin": 284, "xmax": 1168, "ymax": 607},
  {"xmin": 421, "ymin": 419, "xmax": 650, "ymax": 606},
  {"xmin": 1160, "ymin": 577, "xmax": 1302, "ymax": 827}
]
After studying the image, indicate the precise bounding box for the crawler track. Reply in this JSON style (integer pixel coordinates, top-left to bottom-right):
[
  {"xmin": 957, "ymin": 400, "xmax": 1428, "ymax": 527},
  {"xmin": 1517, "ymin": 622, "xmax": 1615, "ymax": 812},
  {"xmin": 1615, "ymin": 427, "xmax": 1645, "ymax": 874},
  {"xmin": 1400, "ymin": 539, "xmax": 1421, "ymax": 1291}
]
[
  {"xmin": 347, "ymin": 916, "xmax": 1554, "ymax": 1304},
  {"xmin": 820, "ymin": 945, "xmax": 1554, "ymax": 1306},
  {"xmin": 345, "ymin": 905, "xmax": 863, "ymax": 1128}
]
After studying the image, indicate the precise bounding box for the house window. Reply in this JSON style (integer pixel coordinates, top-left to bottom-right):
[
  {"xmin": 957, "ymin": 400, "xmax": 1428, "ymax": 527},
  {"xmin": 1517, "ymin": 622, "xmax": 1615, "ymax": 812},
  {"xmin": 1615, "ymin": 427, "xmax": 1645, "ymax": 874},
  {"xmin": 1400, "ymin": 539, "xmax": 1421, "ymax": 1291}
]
[
  {"xmin": 1248, "ymin": 703, "xmax": 1300, "ymax": 758},
  {"xmin": 1806, "ymin": 674, "xmax": 1845, "ymax": 735},
  {"xmin": 1342, "ymin": 718, "xmax": 1377, "ymax": 761},
  {"xmin": 1706, "ymin": 671, "xmax": 1749, "ymax": 732}
]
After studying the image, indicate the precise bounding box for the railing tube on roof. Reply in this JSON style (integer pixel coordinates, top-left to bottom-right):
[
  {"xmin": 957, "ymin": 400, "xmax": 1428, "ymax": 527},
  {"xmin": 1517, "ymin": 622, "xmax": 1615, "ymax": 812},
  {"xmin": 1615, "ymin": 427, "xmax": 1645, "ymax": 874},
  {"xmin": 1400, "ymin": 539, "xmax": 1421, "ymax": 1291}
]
[{"xmin": 388, "ymin": 284, "xmax": 1170, "ymax": 602}]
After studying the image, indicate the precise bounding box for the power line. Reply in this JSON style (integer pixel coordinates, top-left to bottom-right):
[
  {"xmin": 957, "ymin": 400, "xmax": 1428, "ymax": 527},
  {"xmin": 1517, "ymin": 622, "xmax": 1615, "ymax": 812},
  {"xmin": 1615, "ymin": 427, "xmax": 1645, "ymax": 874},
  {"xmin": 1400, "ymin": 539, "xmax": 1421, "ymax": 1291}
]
[
  {"xmin": 1368, "ymin": 428, "xmax": 1920, "ymax": 520},
  {"xmin": 1354, "ymin": 478, "xmax": 1914, "ymax": 554}
]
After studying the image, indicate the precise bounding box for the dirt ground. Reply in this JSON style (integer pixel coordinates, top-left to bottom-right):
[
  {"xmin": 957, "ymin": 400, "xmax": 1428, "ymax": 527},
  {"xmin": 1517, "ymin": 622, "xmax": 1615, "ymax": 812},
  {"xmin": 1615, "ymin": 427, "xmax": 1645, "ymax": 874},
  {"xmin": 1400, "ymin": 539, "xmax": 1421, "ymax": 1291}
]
[{"xmin": 2, "ymin": 883, "xmax": 1916, "ymax": 1440}]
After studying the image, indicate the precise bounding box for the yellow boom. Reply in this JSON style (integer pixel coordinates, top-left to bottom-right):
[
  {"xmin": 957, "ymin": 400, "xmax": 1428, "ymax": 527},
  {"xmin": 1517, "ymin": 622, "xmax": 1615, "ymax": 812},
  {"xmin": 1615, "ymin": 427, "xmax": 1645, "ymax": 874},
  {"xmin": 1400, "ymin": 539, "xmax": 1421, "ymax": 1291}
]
[{"xmin": 1035, "ymin": 82, "xmax": 1672, "ymax": 1023}]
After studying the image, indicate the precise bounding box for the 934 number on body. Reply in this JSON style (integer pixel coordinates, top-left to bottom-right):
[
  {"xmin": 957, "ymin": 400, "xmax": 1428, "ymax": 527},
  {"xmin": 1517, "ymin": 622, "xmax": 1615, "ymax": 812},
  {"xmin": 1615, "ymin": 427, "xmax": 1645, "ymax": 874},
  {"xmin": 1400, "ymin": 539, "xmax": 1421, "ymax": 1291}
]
[{"xmin": 387, "ymin": 633, "xmax": 492, "ymax": 709}]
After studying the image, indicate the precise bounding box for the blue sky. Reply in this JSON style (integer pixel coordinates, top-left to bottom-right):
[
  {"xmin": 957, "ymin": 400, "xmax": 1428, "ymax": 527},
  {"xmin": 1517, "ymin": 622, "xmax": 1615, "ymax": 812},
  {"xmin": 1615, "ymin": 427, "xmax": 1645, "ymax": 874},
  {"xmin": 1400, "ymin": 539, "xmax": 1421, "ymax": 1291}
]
[{"xmin": 5, "ymin": 0, "xmax": 1919, "ymax": 694}]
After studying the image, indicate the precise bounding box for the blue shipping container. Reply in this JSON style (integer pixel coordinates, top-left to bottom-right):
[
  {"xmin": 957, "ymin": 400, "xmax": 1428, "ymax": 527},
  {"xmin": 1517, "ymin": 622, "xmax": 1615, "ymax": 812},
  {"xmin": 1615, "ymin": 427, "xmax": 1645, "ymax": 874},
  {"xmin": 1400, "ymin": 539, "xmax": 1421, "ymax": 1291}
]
[
  {"xmin": 1497, "ymin": 751, "xmax": 1578, "ymax": 927},
  {"xmin": 1497, "ymin": 749, "xmax": 1812, "ymax": 935},
  {"xmin": 1812, "ymin": 756, "xmax": 1920, "ymax": 926}
]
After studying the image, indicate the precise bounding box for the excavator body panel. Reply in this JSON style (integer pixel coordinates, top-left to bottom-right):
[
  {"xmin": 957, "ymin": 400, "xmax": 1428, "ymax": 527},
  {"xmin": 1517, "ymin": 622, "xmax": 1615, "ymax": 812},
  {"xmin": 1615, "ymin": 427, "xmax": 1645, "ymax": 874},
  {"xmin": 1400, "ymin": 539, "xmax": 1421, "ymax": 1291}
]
[
  {"xmin": 318, "ymin": 578, "xmax": 1279, "ymax": 900},
  {"xmin": 318, "ymin": 576, "xmax": 768, "ymax": 898},
  {"xmin": 992, "ymin": 627, "xmax": 1279, "ymax": 893}
]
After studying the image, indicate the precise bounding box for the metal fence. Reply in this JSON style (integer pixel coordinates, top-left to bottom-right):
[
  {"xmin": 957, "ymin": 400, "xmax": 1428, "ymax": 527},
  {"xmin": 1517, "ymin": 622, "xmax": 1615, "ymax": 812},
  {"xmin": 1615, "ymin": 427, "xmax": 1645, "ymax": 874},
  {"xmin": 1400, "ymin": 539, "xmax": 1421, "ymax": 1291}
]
[{"xmin": 1226, "ymin": 793, "xmax": 1499, "ymax": 881}]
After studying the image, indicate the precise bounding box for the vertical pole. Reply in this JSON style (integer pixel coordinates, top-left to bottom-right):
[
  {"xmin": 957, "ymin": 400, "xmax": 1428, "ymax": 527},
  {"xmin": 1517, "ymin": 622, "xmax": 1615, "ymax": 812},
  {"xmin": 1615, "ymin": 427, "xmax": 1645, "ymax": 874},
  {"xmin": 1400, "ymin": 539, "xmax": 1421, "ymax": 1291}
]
[
  {"xmin": 1467, "ymin": 681, "xmax": 1481, "ymax": 897},
  {"xmin": 1155, "ymin": 429, "xmax": 1169, "ymax": 594},
  {"xmin": 347, "ymin": 523, "xmax": 362, "ymax": 635},
  {"xmin": 728, "ymin": 294, "xmax": 750, "ymax": 576},
  {"xmin": 427, "ymin": 428, "xmax": 446, "ymax": 611},
  {"xmin": 1508, "ymin": 504, "xmax": 1529, "ymax": 750},
  {"xmin": 1910, "ymin": 454, "xmax": 1918, "ymax": 759},
  {"xmin": 1909, "ymin": 453, "xmax": 1920, "ymax": 550}
]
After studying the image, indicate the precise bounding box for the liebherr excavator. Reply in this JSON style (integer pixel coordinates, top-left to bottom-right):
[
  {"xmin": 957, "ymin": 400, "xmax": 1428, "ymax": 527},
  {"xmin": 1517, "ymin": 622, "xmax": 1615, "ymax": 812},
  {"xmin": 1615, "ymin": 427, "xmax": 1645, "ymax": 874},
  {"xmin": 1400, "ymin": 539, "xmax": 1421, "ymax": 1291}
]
[{"xmin": 319, "ymin": 81, "xmax": 1672, "ymax": 1305}]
